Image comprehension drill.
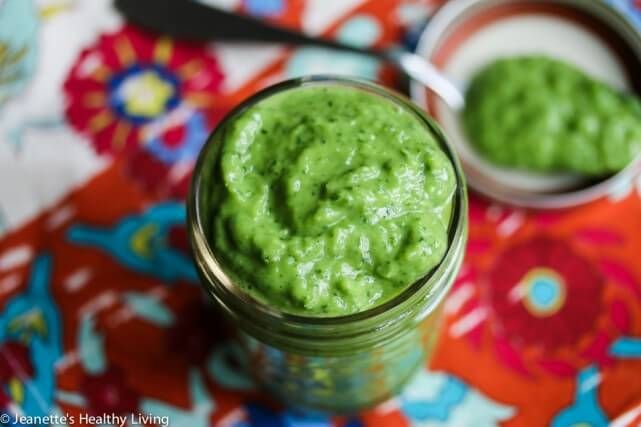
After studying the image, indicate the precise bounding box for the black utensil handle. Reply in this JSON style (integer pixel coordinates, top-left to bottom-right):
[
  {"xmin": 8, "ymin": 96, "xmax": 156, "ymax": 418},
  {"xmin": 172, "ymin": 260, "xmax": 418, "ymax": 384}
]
[{"xmin": 114, "ymin": 0, "xmax": 379, "ymax": 58}]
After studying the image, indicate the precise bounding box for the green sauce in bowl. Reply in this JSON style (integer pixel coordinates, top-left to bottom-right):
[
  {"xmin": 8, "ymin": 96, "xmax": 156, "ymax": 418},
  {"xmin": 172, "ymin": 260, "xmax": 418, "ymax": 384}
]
[{"xmin": 464, "ymin": 55, "xmax": 641, "ymax": 175}]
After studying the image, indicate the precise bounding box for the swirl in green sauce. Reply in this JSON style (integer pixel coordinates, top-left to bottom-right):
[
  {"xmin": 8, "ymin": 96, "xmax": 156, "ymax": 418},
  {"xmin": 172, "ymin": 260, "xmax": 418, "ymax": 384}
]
[
  {"xmin": 464, "ymin": 56, "xmax": 641, "ymax": 175},
  {"xmin": 209, "ymin": 85, "xmax": 456, "ymax": 316}
]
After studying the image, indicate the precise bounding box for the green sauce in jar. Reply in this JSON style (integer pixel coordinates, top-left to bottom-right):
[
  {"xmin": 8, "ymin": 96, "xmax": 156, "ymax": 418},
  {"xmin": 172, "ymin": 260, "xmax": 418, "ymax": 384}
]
[
  {"xmin": 464, "ymin": 55, "xmax": 641, "ymax": 175},
  {"xmin": 209, "ymin": 85, "xmax": 456, "ymax": 316}
]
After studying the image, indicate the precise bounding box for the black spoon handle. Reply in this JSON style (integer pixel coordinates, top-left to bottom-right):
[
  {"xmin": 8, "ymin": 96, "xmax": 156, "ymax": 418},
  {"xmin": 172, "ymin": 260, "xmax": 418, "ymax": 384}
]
[
  {"xmin": 114, "ymin": 0, "xmax": 383, "ymax": 58},
  {"xmin": 114, "ymin": 0, "xmax": 466, "ymax": 109}
]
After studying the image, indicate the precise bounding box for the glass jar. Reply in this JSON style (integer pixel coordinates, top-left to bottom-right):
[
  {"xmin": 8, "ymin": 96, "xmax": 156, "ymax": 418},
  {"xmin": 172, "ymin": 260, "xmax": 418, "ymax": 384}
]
[{"xmin": 188, "ymin": 76, "xmax": 468, "ymax": 413}]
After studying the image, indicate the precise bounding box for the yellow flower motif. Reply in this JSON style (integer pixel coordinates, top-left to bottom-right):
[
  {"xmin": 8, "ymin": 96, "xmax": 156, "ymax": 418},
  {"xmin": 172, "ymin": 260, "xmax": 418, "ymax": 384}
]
[
  {"xmin": 522, "ymin": 268, "xmax": 567, "ymax": 317},
  {"xmin": 130, "ymin": 223, "xmax": 158, "ymax": 258},
  {"xmin": 119, "ymin": 70, "xmax": 175, "ymax": 119},
  {"xmin": 7, "ymin": 309, "xmax": 47, "ymax": 342},
  {"xmin": 8, "ymin": 377, "xmax": 24, "ymax": 404},
  {"xmin": 0, "ymin": 42, "xmax": 26, "ymax": 86},
  {"xmin": 38, "ymin": 0, "xmax": 75, "ymax": 20}
]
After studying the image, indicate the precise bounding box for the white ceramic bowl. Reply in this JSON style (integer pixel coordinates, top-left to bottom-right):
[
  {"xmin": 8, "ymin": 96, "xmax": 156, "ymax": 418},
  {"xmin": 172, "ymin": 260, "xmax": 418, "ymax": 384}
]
[{"xmin": 411, "ymin": 0, "xmax": 641, "ymax": 208}]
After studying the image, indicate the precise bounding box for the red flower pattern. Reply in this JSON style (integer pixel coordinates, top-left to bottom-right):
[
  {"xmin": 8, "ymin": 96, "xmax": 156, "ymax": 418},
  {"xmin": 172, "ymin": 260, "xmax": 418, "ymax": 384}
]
[
  {"xmin": 64, "ymin": 25, "xmax": 226, "ymax": 196},
  {"xmin": 487, "ymin": 237, "xmax": 604, "ymax": 350}
]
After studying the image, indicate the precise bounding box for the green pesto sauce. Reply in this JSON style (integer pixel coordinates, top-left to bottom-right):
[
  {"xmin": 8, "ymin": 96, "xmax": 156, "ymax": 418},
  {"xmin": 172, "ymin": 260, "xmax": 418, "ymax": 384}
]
[
  {"xmin": 464, "ymin": 56, "xmax": 641, "ymax": 175},
  {"xmin": 210, "ymin": 85, "xmax": 456, "ymax": 316}
]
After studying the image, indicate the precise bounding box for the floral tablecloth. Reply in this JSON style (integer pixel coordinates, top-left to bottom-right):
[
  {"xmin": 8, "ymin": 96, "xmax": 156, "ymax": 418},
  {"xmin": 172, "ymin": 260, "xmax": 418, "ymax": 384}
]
[{"xmin": 1, "ymin": 0, "xmax": 641, "ymax": 426}]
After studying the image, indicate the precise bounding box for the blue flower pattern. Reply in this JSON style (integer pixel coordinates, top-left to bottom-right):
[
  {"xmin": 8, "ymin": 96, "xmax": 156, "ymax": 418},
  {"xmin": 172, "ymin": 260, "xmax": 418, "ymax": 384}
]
[
  {"xmin": 233, "ymin": 403, "xmax": 363, "ymax": 427},
  {"xmin": 551, "ymin": 366, "xmax": 609, "ymax": 427},
  {"xmin": 67, "ymin": 202, "xmax": 198, "ymax": 284},
  {"xmin": 145, "ymin": 110, "xmax": 209, "ymax": 165},
  {"xmin": 399, "ymin": 369, "xmax": 515, "ymax": 426},
  {"xmin": 610, "ymin": 336, "xmax": 641, "ymax": 358},
  {"xmin": 0, "ymin": 254, "xmax": 63, "ymax": 423}
]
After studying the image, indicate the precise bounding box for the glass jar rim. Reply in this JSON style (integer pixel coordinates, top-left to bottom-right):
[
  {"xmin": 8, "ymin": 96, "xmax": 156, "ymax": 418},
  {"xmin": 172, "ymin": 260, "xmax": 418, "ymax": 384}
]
[{"xmin": 188, "ymin": 75, "xmax": 468, "ymax": 335}]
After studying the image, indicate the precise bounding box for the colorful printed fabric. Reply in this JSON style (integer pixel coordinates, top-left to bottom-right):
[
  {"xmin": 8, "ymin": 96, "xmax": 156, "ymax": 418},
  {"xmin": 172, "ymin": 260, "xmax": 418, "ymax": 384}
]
[
  {"xmin": 64, "ymin": 25, "xmax": 226, "ymax": 197},
  {"xmin": 0, "ymin": 0, "xmax": 640, "ymax": 426}
]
